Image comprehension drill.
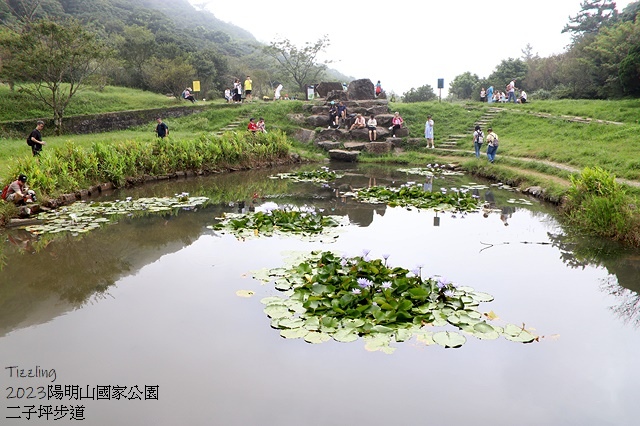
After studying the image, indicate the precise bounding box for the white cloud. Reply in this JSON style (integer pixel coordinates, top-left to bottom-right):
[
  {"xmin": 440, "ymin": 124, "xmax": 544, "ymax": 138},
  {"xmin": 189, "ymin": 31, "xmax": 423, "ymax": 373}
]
[{"xmin": 189, "ymin": 0, "xmax": 635, "ymax": 96}]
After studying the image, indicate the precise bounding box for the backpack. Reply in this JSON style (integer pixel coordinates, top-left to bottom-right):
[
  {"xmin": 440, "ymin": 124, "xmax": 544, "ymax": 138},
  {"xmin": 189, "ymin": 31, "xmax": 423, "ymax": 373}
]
[
  {"xmin": 1, "ymin": 184, "xmax": 9, "ymax": 200},
  {"xmin": 475, "ymin": 131, "xmax": 484, "ymax": 144},
  {"xmin": 26, "ymin": 136, "xmax": 34, "ymax": 146},
  {"xmin": 181, "ymin": 90, "xmax": 187, "ymax": 99}
]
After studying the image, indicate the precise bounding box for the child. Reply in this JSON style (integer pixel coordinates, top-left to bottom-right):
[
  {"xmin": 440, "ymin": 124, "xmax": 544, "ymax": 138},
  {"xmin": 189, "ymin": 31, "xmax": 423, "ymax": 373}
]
[{"xmin": 257, "ymin": 118, "xmax": 267, "ymax": 133}]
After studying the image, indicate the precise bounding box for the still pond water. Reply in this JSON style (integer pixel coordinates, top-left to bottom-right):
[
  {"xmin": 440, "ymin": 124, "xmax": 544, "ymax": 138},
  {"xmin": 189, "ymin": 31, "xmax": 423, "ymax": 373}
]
[{"xmin": 1, "ymin": 163, "xmax": 639, "ymax": 426}]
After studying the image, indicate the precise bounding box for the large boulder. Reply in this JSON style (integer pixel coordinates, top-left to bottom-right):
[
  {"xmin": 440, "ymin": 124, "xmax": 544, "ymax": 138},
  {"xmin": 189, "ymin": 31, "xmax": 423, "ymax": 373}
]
[
  {"xmin": 365, "ymin": 142, "xmax": 393, "ymax": 154},
  {"xmin": 327, "ymin": 90, "xmax": 348, "ymax": 102},
  {"xmin": 329, "ymin": 149, "xmax": 359, "ymax": 162},
  {"xmin": 306, "ymin": 115, "xmax": 330, "ymax": 127},
  {"xmin": 347, "ymin": 79, "xmax": 375, "ymax": 100},
  {"xmin": 316, "ymin": 82, "xmax": 344, "ymax": 97},
  {"xmin": 294, "ymin": 128, "xmax": 316, "ymax": 143},
  {"xmin": 315, "ymin": 140, "xmax": 341, "ymax": 151}
]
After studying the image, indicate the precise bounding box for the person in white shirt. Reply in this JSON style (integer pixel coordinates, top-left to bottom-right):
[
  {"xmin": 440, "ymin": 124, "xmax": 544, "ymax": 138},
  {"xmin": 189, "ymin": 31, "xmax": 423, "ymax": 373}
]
[{"xmin": 367, "ymin": 114, "xmax": 377, "ymax": 141}]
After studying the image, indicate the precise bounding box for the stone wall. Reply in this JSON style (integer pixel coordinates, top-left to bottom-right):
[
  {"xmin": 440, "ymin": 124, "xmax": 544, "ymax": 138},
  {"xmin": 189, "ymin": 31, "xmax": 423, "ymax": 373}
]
[{"xmin": 0, "ymin": 105, "xmax": 207, "ymax": 137}]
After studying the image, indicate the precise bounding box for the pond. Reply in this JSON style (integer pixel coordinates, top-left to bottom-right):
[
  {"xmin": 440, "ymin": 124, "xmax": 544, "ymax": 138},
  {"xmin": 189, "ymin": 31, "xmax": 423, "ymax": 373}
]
[{"xmin": 1, "ymin": 163, "xmax": 639, "ymax": 426}]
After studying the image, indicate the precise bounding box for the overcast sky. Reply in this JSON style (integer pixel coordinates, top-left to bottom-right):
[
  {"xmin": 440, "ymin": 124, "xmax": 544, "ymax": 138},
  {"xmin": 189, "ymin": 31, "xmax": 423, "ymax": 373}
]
[{"xmin": 188, "ymin": 0, "xmax": 634, "ymax": 96}]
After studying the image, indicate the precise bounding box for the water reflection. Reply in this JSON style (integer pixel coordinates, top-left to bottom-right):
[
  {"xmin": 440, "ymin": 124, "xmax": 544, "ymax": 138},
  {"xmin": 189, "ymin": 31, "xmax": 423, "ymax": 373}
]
[
  {"xmin": 1, "ymin": 164, "xmax": 639, "ymax": 332},
  {"xmin": 1, "ymin": 164, "xmax": 640, "ymax": 425}
]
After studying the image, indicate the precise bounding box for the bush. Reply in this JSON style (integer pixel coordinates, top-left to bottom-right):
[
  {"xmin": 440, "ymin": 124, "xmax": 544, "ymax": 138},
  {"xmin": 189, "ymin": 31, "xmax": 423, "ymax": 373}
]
[{"xmin": 563, "ymin": 167, "xmax": 640, "ymax": 244}]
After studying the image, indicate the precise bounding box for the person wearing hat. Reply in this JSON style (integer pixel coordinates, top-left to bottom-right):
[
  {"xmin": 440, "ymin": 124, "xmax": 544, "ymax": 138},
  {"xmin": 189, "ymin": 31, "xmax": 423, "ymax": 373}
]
[
  {"xmin": 182, "ymin": 87, "xmax": 196, "ymax": 103},
  {"xmin": 472, "ymin": 125, "xmax": 484, "ymax": 159},
  {"xmin": 3, "ymin": 174, "xmax": 35, "ymax": 205},
  {"xmin": 27, "ymin": 121, "xmax": 46, "ymax": 156}
]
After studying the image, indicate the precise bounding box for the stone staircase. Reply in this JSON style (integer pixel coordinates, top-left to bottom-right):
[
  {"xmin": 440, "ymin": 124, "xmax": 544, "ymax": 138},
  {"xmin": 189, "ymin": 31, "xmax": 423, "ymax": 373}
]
[
  {"xmin": 436, "ymin": 107, "xmax": 502, "ymax": 151},
  {"xmin": 216, "ymin": 116, "xmax": 249, "ymax": 135}
]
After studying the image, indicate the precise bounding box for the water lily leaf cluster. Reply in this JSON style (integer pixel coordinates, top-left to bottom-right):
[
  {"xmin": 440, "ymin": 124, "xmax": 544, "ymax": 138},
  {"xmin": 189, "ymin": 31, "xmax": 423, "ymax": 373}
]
[
  {"xmin": 270, "ymin": 168, "xmax": 344, "ymax": 183},
  {"xmin": 254, "ymin": 251, "xmax": 536, "ymax": 352},
  {"xmin": 210, "ymin": 207, "xmax": 347, "ymax": 240},
  {"xmin": 398, "ymin": 165, "xmax": 465, "ymax": 177},
  {"xmin": 356, "ymin": 183, "xmax": 481, "ymax": 211},
  {"xmin": 24, "ymin": 195, "xmax": 209, "ymax": 236}
]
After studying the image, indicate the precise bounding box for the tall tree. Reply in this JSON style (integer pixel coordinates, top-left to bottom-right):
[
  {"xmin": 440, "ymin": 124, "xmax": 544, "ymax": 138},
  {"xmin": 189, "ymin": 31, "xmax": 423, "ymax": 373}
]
[
  {"xmin": 402, "ymin": 84, "xmax": 437, "ymax": 103},
  {"xmin": 562, "ymin": 0, "xmax": 619, "ymax": 40},
  {"xmin": 488, "ymin": 58, "xmax": 529, "ymax": 90},
  {"xmin": 263, "ymin": 36, "xmax": 331, "ymax": 93},
  {"xmin": 448, "ymin": 72, "xmax": 480, "ymax": 99},
  {"xmin": 1, "ymin": 18, "xmax": 110, "ymax": 134}
]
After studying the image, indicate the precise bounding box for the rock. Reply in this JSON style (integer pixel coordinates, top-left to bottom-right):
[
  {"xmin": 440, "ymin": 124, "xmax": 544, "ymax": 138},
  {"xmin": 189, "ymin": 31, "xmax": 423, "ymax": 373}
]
[
  {"xmin": 294, "ymin": 128, "xmax": 316, "ymax": 144},
  {"xmin": 306, "ymin": 115, "xmax": 330, "ymax": 128},
  {"xmin": 317, "ymin": 128, "xmax": 345, "ymax": 140},
  {"xmin": 329, "ymin": 149, "xmax": 359, "ymax": 162},
  {"xmin": 327, "ymin": 90, "xmax": 348, "ymax": 102},
  {"xmin": 525, "ymin": 186, "xmax": 545, "ymax": 197},
  {"xmin": 343, "ymin": 141, "xmax": 368, "ymax": 150},
  {"xmin": 286, "ymin": 113, "xmax": 306, "ymax": 124},
  {"xmin": 316, "ymin": 82, "xmax": 344, "ymax": 97},
  {"xmin": 365, "ymin": 142, "xmax": 393, "ymax": 154},
  {"xmin": 375, "ymin": 114, "xmax": 394, "ymax": 127},
  {"xmin": 315, "ymin": 140, "xmax": 341, "ymax": 151},
  {"xmin": 311, "ymin": 106, "xmax": 329, "ymax": 115},
  {"xmin": 347, "ymin": 79, "xmax": 375, "ymax": 100}
]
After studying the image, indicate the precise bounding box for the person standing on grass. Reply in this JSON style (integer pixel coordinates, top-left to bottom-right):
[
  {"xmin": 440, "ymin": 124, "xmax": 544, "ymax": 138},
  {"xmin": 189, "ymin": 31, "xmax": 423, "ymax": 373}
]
[
  {"xmin": 27, "ymin": 121, "xmax": 46, "ymax": 156},
  {"xmin": 424, "ymin": 115, "xmax": 434, "ymax": 148},
  {"xmin": 486, "ymin": 127, "xmax": 499, "ymax": 163},
  {"xmin": 244, "ymin": 76, "xmax": 253, "ymax": 102},
  {"xmin": 155, "ymin": 117, "xmax": 169, "ymax": 138},
  {"xmin": 472, "ymin": 125, "xmax": 484, "ymax": 159}
]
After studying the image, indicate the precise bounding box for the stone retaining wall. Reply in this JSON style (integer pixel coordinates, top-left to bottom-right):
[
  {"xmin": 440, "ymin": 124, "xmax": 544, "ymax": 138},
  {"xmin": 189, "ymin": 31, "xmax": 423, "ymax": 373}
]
[{"xmin": 0, "ymin": 105, "xmax": 207, "ymax": 137}]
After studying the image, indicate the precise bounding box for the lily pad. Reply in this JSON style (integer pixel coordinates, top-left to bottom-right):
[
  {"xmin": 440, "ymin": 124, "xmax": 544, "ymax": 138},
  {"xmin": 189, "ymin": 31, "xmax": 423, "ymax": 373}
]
[
  {"xmin": 280, "ymin": 328, "xmax": 309, "ymax": 339},
  {"xmin": 304, "ymin": 331, "xmax": 332, "ymax": 344},
  {"xmin": 235, "ymin": 290, "xmax": 255, "ymax": 298},
  {"xmin": 432, "ymin": 331, "xmax": 467, "ymax": 348}
]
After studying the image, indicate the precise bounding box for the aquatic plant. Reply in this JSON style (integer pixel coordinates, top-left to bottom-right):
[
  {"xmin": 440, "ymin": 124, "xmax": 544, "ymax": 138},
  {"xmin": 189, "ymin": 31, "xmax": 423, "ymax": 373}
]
[
  {"xmin": 23, "ymin": 196, "xmax": 209, "ymax": 236},
  {"xmin": 210, "ymin": 207, "xmax": 346, "ymax": 240},
  {"xmin": 356, "ymin": 183, "xmax": 481, "ymax": 211},
  {"xmin": 270, "ymin": 167, "xmax": 344, "ymax": 183},
  {"xmin": 253, "ymin": 251, "xmax": 536, "ymax": 353}
]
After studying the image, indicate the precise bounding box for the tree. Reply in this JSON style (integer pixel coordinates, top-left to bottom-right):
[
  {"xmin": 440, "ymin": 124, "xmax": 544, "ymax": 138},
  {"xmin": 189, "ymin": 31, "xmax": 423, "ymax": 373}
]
[
  {"xmin": 263, "ymin": 36, "xmax": 331, "ymax": 92},
  {"xmin": 1, "ymin": 18, "xmax": 109, "ymax": 134},
  {"xmin": 562, "ymin": 0, "xmax": 619, "ymax": 40},
  {"xmin": 488, "ymin": 58, "xmax": 529, "ymax": 90},
  {"xmin": 401, "ymin": 84, "xmax": 437, "ymax": 103},
  {"xmin": 448, "ymin": 72, "xmax": 480, "ymax": 99},
  {"xmin": 115, "ymin": 25, "xmax": 157, "ymax": 89},
  {"xmin": 143, "ymin": 56, "xmax": 196, "ymax": 99}
]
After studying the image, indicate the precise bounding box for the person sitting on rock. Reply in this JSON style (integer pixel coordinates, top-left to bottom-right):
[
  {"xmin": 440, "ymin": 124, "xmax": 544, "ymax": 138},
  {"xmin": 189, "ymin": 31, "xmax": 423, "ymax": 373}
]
[
  {"xmin": 337, "ymin": 101, "xmax": 347, "ymax": 128},
  {"xmin": 328, "ymin": 101, "xmax": 339, "ymax": 128},
  {"xmin": 349, "ymin": 113, "xmax": 366, "ymax": 131},
  {"xmin": 367, "ymin": 114, "xmax": 377, "ymax": 141},
  {"xmin": 391, "ymin": 112, "xmax": 404, "ymax": 137}
]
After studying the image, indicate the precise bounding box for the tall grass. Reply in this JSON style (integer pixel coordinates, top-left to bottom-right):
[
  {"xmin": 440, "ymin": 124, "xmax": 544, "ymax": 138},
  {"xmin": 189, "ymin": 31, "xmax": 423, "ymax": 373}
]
[
  {"xmin": 7, "ymin": 131, "xmax": 291, "ymax": 198},
  {"xmin": 562, "ymin": 167, "xmax": 640, "ymax": 245}
]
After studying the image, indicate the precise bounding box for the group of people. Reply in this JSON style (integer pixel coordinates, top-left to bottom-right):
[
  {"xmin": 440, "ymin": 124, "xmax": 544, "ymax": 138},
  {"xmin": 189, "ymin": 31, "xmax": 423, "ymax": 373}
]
[
  {"xmin": 247, "ymin": 117, "xmax": 267, "ymax": 133},
  {"xmin": 328, "ymin": 101, "xmax": 348, "ymax": 129},
  {"xmin": 480, "ymin": 81, "xmax": 527, "ymax": 104},
  {"xmin": 472, "ymin": 125, "xmax": 499, "ymax": 162},
  {"xmin": 345, "ymin": 111, "xmax": 406, "ymax": 141}
]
